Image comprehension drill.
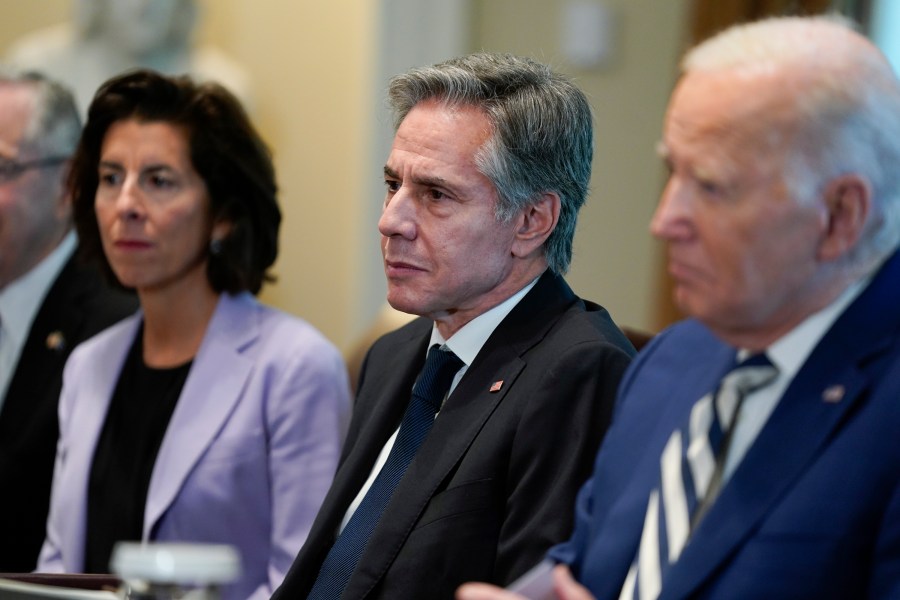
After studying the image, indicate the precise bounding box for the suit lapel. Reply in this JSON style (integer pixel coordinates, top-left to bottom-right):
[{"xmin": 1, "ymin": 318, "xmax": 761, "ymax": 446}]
[
  {"xmin": 582, "ymin": 336, "xmax": 736, "ymax": 600},
  {"xmin": 2, "ymin": 256, "xmax": 94, "ymax": 426},
  {"xmin": 315, "ymin": 321, "xmax": 428, "ymax": 535},
  {"xmin": 343, "ymin": 322, "xmax": 430, "ymax": 469},
  {"xmin": 143, "ymin": 293, "xmax": 257, "ymax": 536},
  {"xmin": 343, "ymin": 272, "xmax": 576, "ymax": 597},
  {"xmin": 61, "ymin": 315, "xmax": 141, "ymax": 569},
  {"xmin": 661, "ymin": 252, "xmax": 900, "ymax": 599},
  {"xmin": 288, "ymin": 322, "xmax": 428, "ymax": 596}
]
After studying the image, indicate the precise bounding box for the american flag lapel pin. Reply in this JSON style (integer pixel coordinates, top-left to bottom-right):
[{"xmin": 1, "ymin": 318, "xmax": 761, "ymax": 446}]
[
  {"xmin": 822, "ymin": 384, "xmax": 845, "ymax": 403},
  {"xmin": 46, "ymin": 330, "xmax": 66, "ymax": 352},
  {"xmin": 490, "ymin": 380, "xmax": 503, "ymax": 393}
]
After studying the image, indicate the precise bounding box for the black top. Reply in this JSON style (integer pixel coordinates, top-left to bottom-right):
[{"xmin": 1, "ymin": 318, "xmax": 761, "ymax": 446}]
[{"xmin": 83, "ymin": 327, "xmax": 192, "ymax": 573}]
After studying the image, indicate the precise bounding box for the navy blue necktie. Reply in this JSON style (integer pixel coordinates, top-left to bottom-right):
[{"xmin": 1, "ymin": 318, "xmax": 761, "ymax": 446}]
[{"xmin": 308, "ymin": 345, "xmax": 464, "ymax": 599}]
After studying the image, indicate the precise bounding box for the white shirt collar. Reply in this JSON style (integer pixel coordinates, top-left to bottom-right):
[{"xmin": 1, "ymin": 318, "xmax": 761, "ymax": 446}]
[
  {"xmin": 428, "ymin": 275, "xmax": 541, "ymax": 367},
  {"xmin": 723, "ymin": 274, "xmax": 872, "ymax": 483},
  {"xmin": 754, "ymin": 275, "xmax": 869, "ymax": 381},
  {"xmin": 0, "ymin": 231, "xmax": 77, "ymax": 349}
]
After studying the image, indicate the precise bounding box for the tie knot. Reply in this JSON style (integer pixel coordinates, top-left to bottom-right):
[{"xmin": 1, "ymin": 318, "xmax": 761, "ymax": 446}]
[
  {"xmin": 709, "ymin": 353, "xmax": 778, "ymax": 433},
  {"xmin": 413, "ymin": 345, "xmax": 464, "ymax": 410},
  {"xmin": 727, "ymin": 353, "xmax": 778, "ymax": 396}
]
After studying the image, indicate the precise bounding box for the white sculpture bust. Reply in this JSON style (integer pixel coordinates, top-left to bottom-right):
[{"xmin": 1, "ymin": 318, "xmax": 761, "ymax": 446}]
[{"xmin": 5, "ymin": 0, "xmax": 251, "ymax": 115}]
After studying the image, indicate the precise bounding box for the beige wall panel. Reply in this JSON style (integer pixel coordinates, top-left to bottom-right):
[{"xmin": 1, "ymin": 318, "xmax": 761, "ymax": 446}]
[
  {"xmin": 0, "ymin": 0, "xmax": 688, "ymax": 350},
  {"xmin": 0, "ymin": 0, "xmax": 377, "ymax": 352}
]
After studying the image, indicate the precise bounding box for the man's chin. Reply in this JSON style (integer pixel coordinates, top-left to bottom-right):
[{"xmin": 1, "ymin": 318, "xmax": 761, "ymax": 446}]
[
  {"xmin": 386, "ymin": 294, "xmax": 423, "ymax": 317},
  {"xmin": 672, "ymin": 287, "xmax": 702, "ymax": 319}
]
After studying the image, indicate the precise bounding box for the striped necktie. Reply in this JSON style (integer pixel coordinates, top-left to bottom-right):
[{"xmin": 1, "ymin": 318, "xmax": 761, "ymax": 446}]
[{"xmin": 620, "ymin": 353, "xmax": 778, "ymax": 600}]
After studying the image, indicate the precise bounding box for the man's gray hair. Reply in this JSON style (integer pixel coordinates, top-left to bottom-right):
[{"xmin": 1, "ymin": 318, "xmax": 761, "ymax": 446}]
[
  {"xmin": 684, "ymin": 15, "xmax": 900, "ymax": 272},
  {"xmin": 388, "ymin": 53, "xmax": 593, "ymax": 274},
  {"xmin": 0, "ymin": 68, "xmax": 82, "ymax": 158}
]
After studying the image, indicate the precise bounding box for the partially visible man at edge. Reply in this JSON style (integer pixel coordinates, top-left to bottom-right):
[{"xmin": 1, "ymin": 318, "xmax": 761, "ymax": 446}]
[
  {"xmin": 273, "ymin": 52, "xmax": 636, "ymax": 600},
  {"xmin": 0, "ymin": 70, "xmax": 136, "ymax": 572},
  {"xmin": 459, "ymin": 15, "xmax": 900, "ymax": 600}
]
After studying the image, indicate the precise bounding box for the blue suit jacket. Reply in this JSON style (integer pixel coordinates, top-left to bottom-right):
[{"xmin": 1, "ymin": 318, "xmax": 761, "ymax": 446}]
[
  {"xmin": 38, "ymin": 292, "xmax": 352, "ymax": 600},
  {"xmin": 551, "ymin": 250, "xmax": 900, "ymax": 599}
]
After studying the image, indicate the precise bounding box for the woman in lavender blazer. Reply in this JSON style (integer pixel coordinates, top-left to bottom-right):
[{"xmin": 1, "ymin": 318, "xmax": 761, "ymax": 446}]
[{"xmin": 37, "ymin": 71, "xmax": 351, "ymax": 600}]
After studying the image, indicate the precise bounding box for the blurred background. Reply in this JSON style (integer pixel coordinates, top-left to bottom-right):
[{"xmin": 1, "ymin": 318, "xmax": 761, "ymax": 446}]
[{"xmin": 0, "ymin": 0, "xmax": 893, "ymax": 356}]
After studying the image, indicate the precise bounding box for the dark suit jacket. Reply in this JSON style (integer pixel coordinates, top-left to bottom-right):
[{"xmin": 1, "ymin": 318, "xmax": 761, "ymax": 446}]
[
  {"xmin": 0, "ymin": 253, "xmax": 136, "ymax": 571},
  {"xmin": 273, "ymin": 272, "xmax": 635, "ymax": 600},
  {"xmin": 550, "ymin": 250, "xmax": 900, "ymax": 599}
]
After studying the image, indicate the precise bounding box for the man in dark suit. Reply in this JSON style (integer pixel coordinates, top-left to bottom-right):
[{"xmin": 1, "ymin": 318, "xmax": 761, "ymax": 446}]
[
  {"xmin": 273, "ymin": 53, "xmax": 635, "ymax": 600},
  {"xmin": 0, "ymin": 71, "xmax": 136, "ymax": 571},
  {"xmin": 459, "ymin": 15, "xmax": 900, "ymax": 600}
]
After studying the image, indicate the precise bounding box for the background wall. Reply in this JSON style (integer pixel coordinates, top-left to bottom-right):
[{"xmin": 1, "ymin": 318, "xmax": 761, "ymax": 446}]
[
  {"xmin": 469, "ymin": 0, "xmax": 689, "ymax": 335},
  {"xmin": 0, "ymin": 0, "xmax": 688, "ymax": 353}
]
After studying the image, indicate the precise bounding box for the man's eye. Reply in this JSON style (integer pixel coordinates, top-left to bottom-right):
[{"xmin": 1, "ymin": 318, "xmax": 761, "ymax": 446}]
[
  {"xmin": 697, "ymin": 178, "xmax": 723, "ymax": 197},
  {"xmin": 428, "ymin": 189, "xmax": 447, "ymax": 201},
  {"xmin": 385, "ymin": 180, "xmax": 400, "ymax": 193}
]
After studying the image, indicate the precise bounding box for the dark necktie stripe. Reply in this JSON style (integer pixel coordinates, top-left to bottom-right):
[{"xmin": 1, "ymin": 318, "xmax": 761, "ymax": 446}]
[{"xmin": 308, "ymin": 345, "xmax": 464, "ymax": 599}]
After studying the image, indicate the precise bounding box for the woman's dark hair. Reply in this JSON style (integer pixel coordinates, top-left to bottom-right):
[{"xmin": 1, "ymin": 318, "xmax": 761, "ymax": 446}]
[{"xmin": 70, "ymin": 69, "xmax": 280, "ymax": 294}]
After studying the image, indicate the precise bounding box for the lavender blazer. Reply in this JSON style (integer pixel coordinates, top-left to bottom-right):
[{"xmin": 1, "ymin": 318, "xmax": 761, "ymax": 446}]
[{"xmin": 37, "ymin": 292, "xmax": 351, "ymax": 600}]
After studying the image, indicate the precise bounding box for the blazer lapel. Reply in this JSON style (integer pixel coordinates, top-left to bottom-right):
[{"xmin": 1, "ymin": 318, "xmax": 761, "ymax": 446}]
[
  {"xmin": 290, "ymin": 322, "xmax": 428, "ymax": 596},
  {"xmin": 583, "ymin": 338, "xmax": 736, "ymax": 600},
  {"xmin": 60, "ymin": 315, "xmax": 141, "ymax": 570},
  {"xmin": 661, "ymin": 252, "xmax": 900, "ymax": 599},
  {"xmin": 320, "ymin": 321, "xmax": 428, "ymax": 525},
  {"xmin": 343, "ymin": 272, "xmax": 576, "ymax": 597},
  {"xmin": 346, "ymin": 343, "xmax": 529, "ymax": 595},
  {"xmin": 2, "ymin": 256, "xmax": 96, "ymax": 427},
  {"xmin": 143, "ymin": 293, "xmax": 257, "ymax": 537},
  {"xmin": 343, "ymin": 322, "xmax": 430, "ymax": 469}
]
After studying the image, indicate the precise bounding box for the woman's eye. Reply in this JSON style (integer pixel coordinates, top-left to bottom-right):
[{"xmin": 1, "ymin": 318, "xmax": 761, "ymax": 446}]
[
  {"xmin": 149, "ymin": 174, "xmax": 176, "ymax": 188},
  {"xmin": 141, "ymin": 170, "xmax": 181, "ymax": 194},
  {"xmin": 98, "ymin": 171, "xmax": 121, "ymax": 186}
]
